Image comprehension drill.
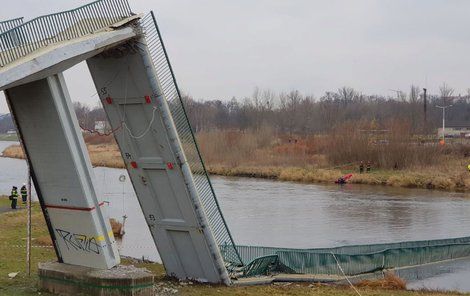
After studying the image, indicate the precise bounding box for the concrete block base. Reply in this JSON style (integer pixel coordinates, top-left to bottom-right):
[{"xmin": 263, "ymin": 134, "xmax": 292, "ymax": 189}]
[{"xmin": 38, "ymin": 262, "xmax": 154, "ymax": 296}]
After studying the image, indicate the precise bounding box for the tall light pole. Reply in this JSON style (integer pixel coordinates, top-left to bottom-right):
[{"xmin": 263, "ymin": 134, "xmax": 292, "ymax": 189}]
[
  {"xmin": 423, "ymin": 88, "xmax": 427, "ymax": 124},
  {"xmin": 435, "ymin": 104, "xmax": 452, "ymax": 142}
]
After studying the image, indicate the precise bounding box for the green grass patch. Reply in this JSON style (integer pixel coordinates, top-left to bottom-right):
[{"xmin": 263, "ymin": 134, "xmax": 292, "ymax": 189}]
[
  {"xmin": 0, "ymin": 203, "xmax": 55, "ymax": 295},
  {"xmin": 0, "ymin": 134, "xmax": 18, "ymax": 141},
  {"xmin": 0, "ymin": 195, "xmax": 10, "ymax": 207}
]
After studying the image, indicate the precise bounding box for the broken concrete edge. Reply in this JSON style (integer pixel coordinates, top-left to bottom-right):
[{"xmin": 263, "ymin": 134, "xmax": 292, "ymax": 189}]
[
  {"xmin": 38, "ymin": 262, "xmax": 154, "ymax": 292},
  {"xmin": 231, "ymin": 269, "xmax": 394, "ymax": 286}
]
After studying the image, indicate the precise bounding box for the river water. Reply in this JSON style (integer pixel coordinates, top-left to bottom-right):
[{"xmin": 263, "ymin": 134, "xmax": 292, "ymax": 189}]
[{"xmin": 1, "ymin": 141, "xmax": 470, "ymax": 292}]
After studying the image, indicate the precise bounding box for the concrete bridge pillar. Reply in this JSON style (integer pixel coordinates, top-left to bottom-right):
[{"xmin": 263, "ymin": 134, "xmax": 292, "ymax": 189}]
[
  {"xmin": 86, "ymin": 39, "xmax": 230, "ymax": 284},
  {"xmin": 5, "ymin": 73, "xmax": 120, "ymax": 269}
]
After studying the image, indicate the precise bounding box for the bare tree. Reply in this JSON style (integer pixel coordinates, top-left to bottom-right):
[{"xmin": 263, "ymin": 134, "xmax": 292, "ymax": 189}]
[
  {"xmin": 409, "ymin": 85, "xmax": 420, "ymax": 103},
  {"xmin": 439, "ymin": 82, "xmax": 454, "ymax": 100}
]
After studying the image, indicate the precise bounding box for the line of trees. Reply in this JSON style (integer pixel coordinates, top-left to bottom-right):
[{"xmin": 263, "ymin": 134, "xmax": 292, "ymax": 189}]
[
  {"xmin": 0, "ymin": 114, "xmax": 14, "ymax": 133},
  {"xmin": 183, "ymin": 85, "xmax": 470, "ymax": 135},
  {"xmin": 56, "ymin": 83, "xmax": 470, "ymax": 136}
]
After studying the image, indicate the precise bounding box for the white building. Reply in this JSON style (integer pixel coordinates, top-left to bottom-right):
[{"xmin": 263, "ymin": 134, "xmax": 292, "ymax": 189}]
[
  {"xmin": 94, "ymin": 121, "xmax": 110, "ymax": 134},
  {"xmin": 438, "ymin": 125, "xmax": 470, "ymax": 138}
]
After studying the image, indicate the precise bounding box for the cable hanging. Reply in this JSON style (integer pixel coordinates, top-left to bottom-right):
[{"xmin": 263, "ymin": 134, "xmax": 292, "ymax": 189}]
[
  {"xmin": 81, "ymin": 57, "xmax": 159, "ymax": 139},
  {"xmin": 123, "ymin": 106, "xmax": 158, "ymax": 139}
]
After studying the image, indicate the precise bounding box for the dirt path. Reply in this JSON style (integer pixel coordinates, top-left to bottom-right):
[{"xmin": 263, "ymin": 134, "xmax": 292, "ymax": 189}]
[{"xmin": 0, "ymin": 206, "xmax": 12, "ymax": 214}]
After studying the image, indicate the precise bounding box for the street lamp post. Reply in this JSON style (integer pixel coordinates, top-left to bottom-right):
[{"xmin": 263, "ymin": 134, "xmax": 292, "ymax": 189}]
[{"xmin": 435, "ymin": 104, "xmax": 453, "ymax": 142}]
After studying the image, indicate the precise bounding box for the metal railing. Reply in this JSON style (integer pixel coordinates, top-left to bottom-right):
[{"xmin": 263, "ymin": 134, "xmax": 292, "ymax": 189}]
[
  {"xmin": 0, "ymin": 18, "xmax": 24, "ymax": 34},
  {"xmin": 0, "ymin": 0, "xmax": 133, "ymax": 67},
  {"xmin": 141, "ymin": 12, "xmax": 244, "ymax": 267}
]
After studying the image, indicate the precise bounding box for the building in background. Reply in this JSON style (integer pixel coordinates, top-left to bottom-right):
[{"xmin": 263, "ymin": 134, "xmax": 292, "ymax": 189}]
[
  {"xmin": 438, "ymin": 124, "xmax": 470, "ymax": 138},
  {"xmin": 94, "ymin": 121, "xmax": 110, "ymax": 134}
]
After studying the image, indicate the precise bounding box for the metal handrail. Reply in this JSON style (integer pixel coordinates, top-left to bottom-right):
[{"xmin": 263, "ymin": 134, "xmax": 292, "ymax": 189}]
[
  {"xmin": 0, "ymin": 0, "xmax": 133, "ymax": 67},
  {"xmin": 141, "ymin": 12, "xmax": 244, "ymax": 266},
  {"xmin": 0, "ymin": 18, "xmax": 24, "ymax": 34}
]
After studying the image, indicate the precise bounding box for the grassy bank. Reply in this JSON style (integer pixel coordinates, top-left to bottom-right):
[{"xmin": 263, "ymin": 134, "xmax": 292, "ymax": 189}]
[
  {"xmin": 0, "ymin": 195, "xmax": 10, "ymax": 207},
  {"xmin": 3, "ymin": 142, "xmax": 470, "ymax": 192},
  {"xmin": 0, "ymin": 201, "xmax": 467, "ymax": 295},
  {"xmin": 0, "ymin": 133, "xmax": 18, "ymax": 141},
  {"xmin": 207, "ymin": 162, "xmax": 470, "ymax": 191}
]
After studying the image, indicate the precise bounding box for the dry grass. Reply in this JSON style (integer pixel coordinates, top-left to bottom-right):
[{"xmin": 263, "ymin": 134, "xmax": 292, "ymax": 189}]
[
  {"xmin": 197, "ymin": 129, "xmax": 328, "ymax": 168},
  {"xmin": 357, "ymin": 273, "xmax": 407, "ymax": 290},
  {"xmin": 207, "ymin": 161, "xmax": 470, "ymax": 191},
  {"xmin": 2, "ymin": 143, "xmax": 125, "ymax": 169},
  {"xmin": 87, "ymin": 143, "xmax": 125, "ymax": 168},
  {"xmin": 2, "ymin": 145, "xmax": 25, "ymax": 159},
  {"xmin": 110, "ymin": 218, "xmax": 124, "ymax": 238}
]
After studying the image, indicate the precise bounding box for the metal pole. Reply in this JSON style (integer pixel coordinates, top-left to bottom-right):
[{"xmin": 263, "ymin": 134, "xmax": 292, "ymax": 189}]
[
  {"xmin": 423, "ymin": 88, "xmax": 427, "ymax": 124},
  {"xmin": 435, "ymin": 105, "xmax": 452, "ymax": 142},
  {"xmin": 26, "ymin": 166, "xmax": 32, "ymax": 276},
  {"xmin": 442, "ymin": 108, "xmax": 445, "ymax": 141}
]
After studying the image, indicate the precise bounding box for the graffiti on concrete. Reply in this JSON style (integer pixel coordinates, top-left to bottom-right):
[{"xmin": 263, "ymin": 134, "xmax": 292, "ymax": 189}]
[{"xmin": 55, "ymin": 229, "xmax": 101, "ymax": 254}]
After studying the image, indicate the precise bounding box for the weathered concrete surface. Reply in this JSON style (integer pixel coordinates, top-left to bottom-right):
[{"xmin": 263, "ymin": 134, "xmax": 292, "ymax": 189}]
[
  {"xmin": 38, "ymin": 262, "xmax": 154, "ymax": 296},
  {"xmin": 87, "ymin": 40, "xmax": 230, "ymax": 284},
  {"xmin": 7, "ymin": 74, "xmax": 120, "ymax": 269}
]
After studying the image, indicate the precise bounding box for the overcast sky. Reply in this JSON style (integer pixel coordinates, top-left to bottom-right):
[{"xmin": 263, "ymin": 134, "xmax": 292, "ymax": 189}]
[{"xmin": 1, "ymin": 0, "xmax": 470, "ymax": 113}]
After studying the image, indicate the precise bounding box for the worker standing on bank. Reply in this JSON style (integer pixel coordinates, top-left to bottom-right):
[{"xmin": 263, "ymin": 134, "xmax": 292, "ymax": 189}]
[
  {"xmin": 10, "ymin": 186, "xmax": 18, "ymax": 209},
  {"xmin": 20, "ymin": 183, "xmax": 27, "ymax": 204}
]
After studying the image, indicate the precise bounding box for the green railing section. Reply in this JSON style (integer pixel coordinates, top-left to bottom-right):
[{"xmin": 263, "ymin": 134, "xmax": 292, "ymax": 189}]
[
  {"xmin": 0, "ymin": 0, "xmax": 133, "ymax": 67},
  {"xmin": 0, "ymin": 18, "xmax": 23, "ymax": 34},
  {"xmin": 140, "ymin": 12, "xmax": 244, "ymax": 267},
  {"xmin": 242, "ymin": 255, "xmax": 279, "ymax": 277},
  {"xmin": 237, "ymin": 236, "xmax": 470, "ymax": 277}
]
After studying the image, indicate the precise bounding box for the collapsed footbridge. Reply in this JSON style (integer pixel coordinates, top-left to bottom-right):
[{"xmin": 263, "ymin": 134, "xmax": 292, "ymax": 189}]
[{"xmin": 1, "ymin": 0, "xmax": 470, "ymax": 286}]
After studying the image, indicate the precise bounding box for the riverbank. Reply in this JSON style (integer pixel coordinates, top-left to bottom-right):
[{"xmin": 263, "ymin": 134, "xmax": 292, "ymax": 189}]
[
  {"xmin": 2, "ymin": 143, "xmax": 469, "ymax": 192},
  {"xmin": 0, "ymin": 134, "xmax": 18, "ymax": 141},
  {"xmin": 0, "ymin": 195, "xmax": 11, "ymax": 214},
  {"xmin": 208, "ymin": 162, "xmax": 470, "ymax": 191},
  {"xmin": 0, "ymin": 200, "xmax": 467, "ymax": 295}
]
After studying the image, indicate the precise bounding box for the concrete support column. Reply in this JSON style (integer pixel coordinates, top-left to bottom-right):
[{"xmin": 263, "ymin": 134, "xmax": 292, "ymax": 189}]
[
  {"xmin": 5, "ymin": 74, "xmax": 120, "ymax": 269},
  {"xmin": 87, "ymin": 41, "xmax": 229, "ymax": 283}
]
